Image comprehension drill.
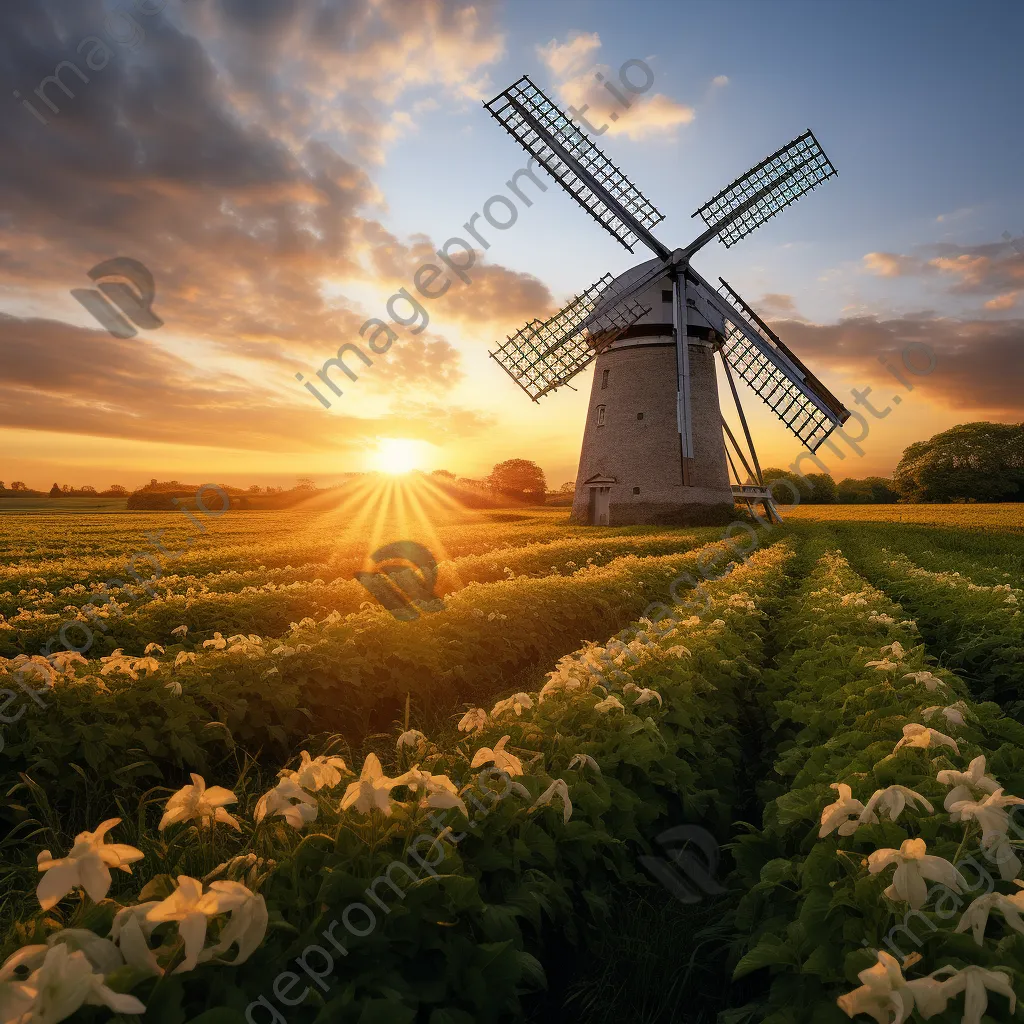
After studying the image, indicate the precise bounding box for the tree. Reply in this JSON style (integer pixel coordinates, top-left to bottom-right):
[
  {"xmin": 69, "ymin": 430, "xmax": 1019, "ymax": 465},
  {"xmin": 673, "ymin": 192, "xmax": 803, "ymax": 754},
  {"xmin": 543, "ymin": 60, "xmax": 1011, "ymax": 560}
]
[
  {"xmin": 559, "ymin": 481, "xmax": 576, "ymax": 493},
  {"xmin": 49, "ymin": 483, "xmax": 61, "ymax": 497},
  {"xmin": 431, "ymin": 469, "xmax": 456, "ymax": 479},
  {"xmin": 760, "ymin": 468, "xmax": 836, "ymax": 504},
  {"xmin": 894, "ymin": 422, "xmax": 1024, "ymax": 503},
  {"xmin": 0, "ymin": 482, "xmax": 5, "ymax": 491},
  {"xmin": 248, "ymin": 485, "xmax": 262, "ymax": 493},
  {"xmin": 11, "ymin": 482, "xmax": 27, "ymax": 491},
  {"xmin": 837, "ymin": 476, "xmax": 900, "ymax": 503},
  {"xmin": 104, "ymin": 485, "xmax": 128, "ymax": 495},
  {"xmin": 295, "ymin": 477, "xmax": 316, "ymax": 491},
  {"xmin": 61, "ymin": 484, "xmax": 72, "ymax": 493},
  {"xmin": 80, "ymin": 485, "xmax": 96, "ymax": 494},
  {"xmin": 488, "ymin": 459, "xmax": 547, "ymax": 503}
]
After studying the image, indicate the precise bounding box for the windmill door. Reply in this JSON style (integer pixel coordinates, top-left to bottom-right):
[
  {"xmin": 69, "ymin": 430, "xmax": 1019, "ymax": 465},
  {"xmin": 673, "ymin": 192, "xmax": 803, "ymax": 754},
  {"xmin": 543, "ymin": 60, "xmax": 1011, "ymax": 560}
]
[{"xmin": 588, "ymin": 486, "xmax": 611, "ymax": 526}]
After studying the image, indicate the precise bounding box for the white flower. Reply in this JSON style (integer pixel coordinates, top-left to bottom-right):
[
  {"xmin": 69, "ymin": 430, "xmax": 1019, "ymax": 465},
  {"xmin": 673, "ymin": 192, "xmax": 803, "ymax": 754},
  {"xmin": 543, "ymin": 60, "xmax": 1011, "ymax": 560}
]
[
  {"xmin": 836, "ymin": 950, "xmax": 948, "ymax": 1024},
  {"xmin": 170, "ymin": 625, "xmax": 188, "ymax": 638},
  {"xmin": 470, "ymin": 735, "xmax": 523, "ymax": 777},
  {"xmin": 165, "ymin": 680, "xmax": 182, "ymax": 696},
  {"xmin": 202, "ymin": 632, "xmax": 227, "ymax": 650},
  {"xmin": 955, "ymin": 891, "xmax": 1024, "ymax": 945},
  {"xmin": 920, "ymin": 702, "xmax": 968, "ymax": 728},
  {"xmin": 567, "ymin": 753, "xmax": 601, "ymax": 774},
  {"xmin": 159, "ymin": 774, "xmax": 240, "ymax": 831},
  {"xmin": 858, "ymin": 786, "xmax": 934, "ymax": 826},
  {"xmin": 900, "ymin": 670, "xmax": 947, "ymax": 692},
  {"xmin": 949, "ymin": 788, "xmax": 1024, "ymax": 839},
  {"xmin": 110, "ymin": 902, "xmax": 162, "ymax": 976},
  {"xmin": 983, "ymin": 830, "xmax": 1023, "ymax": 881},
  {"xmin": 42, "ymin": 929, "xmax": 122, "ymax": 975},
  {"xmin": 937, "ymin": 754, "xmax": 1000, "ymax": 812},
  {"xmin": 490, "ymin": 692, "xmax": 533, "ymax": 718},
  {"xmin": 666, "ymin": 645, "xmax": 691, "ymax": 657},
  {"xmin": 396, "ymin": 729, "xmax": 428, "ymax": 751},
  {"xmin": 7, "ymin": 944, "xmax": 146, "ymax": 1020},
  {"xmin": 36, "ymin": 818, "xmax": 144, "ymax": 910},
  {"xmin": 133, "ymin": 656, "xmax": 160, "ymax": 675},
  {"xmin": 282, "ymin": 751, "xmax": 350, "ymax": 791},
  {"xmin": 254, "ymin": 777, "xmax": 318, "ymax": 829},
  {"xmin": 929, "ymin": 964, "xmax": 1016, "ymax": 1024},
  {"xmin": 880, "ymin": 641, "xmax": 906, "ymax": 660},
  {"xmin": 892, "ymin": 723, "xmax": 960, "ymax": 755},
  {"xmin": 457, "ymin": 708, "xmax": 488, "ymax": 733},
  {"xmin": 865, "ymin": 658, "xmax": 899, "ymax": 672},
  {"xmin": 868, "ymin": 838, "xmax": 968, "ymax": 909},
  {"xmin": 401, "ymin": 768, "xmax": 468, "ymax": 816},
  {"xmin": 529, "ymin": 779, "xmax": 572, "ymax": 824},
  {"xmin": 145, "ymin": 875, "xmax": 239, "ymax": 973},
  {"xmin": 196, "ymin": 881, "xmax": 268, "ymax": 967},
  {"xmin": 144, "ymin": 644, "xmax": 164, "ymax": 655},
  {"xmin": 339, "ymin": 753, "xmax": 409, "ymax": 816},
  {"xmin": 820, "ymin": 783, "xmax": 866, "ymax": 837},
  {"xmin": 174, "ymin": 651, "xmax": 195, "ymax": 669},
  {"xmin": 594, "ymin": 695, "xmax": 625, "ymax": 713}
]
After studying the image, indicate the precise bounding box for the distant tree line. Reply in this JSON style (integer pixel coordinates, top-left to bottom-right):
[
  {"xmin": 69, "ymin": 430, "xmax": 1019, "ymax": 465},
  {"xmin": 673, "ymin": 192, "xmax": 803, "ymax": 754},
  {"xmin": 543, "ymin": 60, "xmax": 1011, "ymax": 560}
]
[{"xmin": 760, "ymin": 421, "xmax": 1024, "ymax": 504}]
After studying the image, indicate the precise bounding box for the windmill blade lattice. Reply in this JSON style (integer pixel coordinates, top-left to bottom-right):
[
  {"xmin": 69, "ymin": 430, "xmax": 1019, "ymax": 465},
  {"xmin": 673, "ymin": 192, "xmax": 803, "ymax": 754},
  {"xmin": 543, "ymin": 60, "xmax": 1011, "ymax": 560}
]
[
  {"xmin": 489, "ymin": 273, "xmax": 651, "ymax": 401},
  {"xmin": 484, "ymin": 76, "xmax": 665, "ymax": 253}
]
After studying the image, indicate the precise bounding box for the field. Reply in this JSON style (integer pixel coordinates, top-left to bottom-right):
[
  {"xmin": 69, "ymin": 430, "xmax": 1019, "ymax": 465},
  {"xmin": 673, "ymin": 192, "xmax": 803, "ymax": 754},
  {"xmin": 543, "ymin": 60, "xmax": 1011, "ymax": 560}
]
[{"xmin": 1, "ymin": 504, "xmax": 1023, "ymax": 1024}]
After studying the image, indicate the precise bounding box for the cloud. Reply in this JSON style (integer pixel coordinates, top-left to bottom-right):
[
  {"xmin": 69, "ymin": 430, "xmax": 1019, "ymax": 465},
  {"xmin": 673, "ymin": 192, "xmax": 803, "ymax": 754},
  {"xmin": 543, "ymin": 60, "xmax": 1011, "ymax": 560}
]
[
  {"xmin": 536, "ymin": 32, "xmax": 694, "ymax": 140},
  {"xmin": 862, "ymin": 236, "xmax": 1024, "ymax": 296},
  {"xmin": 983, "ymin": 291, "xmax": 1021, "ymax": 311},
  {"xmin": 0, "ymin": 313, "xmax": 486, "ymax": 451},
  {"xmin": 757, "ymin": 293, "xmax": 798, "ymax": 317},
  {"xmin": 862, "ymin": 252, "xmax": 924, "ymax": 278},
  {"xmin": 0, "ymin": 0, "xmax": 544, "ymax": 412},
  {"xmin": 712, "ymin": 75, "xmax": 729, "ymax": 87},
  {"xmin": 772, "ymin": 312, "xmax": 1024, "ymax": 416}
]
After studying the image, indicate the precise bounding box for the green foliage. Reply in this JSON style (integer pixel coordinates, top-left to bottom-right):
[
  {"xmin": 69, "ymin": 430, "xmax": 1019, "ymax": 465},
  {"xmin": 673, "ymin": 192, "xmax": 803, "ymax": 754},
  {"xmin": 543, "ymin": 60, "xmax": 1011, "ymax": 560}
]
[{"xmin": 894, "ymin": 421, "xmax": 1024, "ymax": 503}]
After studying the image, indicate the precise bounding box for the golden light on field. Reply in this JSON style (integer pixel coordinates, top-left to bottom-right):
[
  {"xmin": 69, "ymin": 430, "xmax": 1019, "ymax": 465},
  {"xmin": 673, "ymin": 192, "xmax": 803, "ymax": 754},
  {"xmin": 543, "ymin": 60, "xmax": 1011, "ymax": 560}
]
[{"xmin": 371, "ymin": 438, "xmax": 424, "ymax": 475}]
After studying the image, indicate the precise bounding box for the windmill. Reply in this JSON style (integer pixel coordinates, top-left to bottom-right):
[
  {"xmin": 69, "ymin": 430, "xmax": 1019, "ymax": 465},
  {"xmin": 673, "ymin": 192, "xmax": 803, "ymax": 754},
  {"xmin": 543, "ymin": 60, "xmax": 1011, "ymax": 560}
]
[{"xmin": 484, "ymin": 76, "xmax": 850, "ymax": 526}]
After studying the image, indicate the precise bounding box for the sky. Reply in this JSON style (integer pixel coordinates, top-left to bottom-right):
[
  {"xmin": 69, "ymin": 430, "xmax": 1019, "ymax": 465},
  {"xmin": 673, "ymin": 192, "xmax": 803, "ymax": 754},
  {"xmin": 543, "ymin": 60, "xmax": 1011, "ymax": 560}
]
[{"xmin": 1, "ymin": 0, "xmax": 1022, "ymax": 492}]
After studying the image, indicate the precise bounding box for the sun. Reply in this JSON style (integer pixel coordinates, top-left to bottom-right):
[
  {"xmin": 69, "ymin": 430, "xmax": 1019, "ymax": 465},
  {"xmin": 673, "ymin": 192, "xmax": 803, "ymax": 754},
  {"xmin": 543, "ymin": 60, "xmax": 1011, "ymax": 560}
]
[{"xmin": 371, "ymin": 437, "xmax": 424, "ymax": 475}]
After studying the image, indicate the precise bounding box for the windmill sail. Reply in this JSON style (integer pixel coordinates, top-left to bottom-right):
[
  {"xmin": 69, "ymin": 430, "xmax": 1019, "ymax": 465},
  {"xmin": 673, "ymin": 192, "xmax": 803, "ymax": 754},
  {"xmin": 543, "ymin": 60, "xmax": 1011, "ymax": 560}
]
[
  {"xmin": 692, "ymin": 131, "xmax": 837, "ymax": 249},
  {"xmin": 484, "ymin": 76, "xmax": 667, "ymax": 255},
  {"xmin": 689, "ymin": 272, "xmax": 849, "ymax": 452},
  {"xmin": 490, "ymin": 272, "xmax": 651, "ymax": 401}
]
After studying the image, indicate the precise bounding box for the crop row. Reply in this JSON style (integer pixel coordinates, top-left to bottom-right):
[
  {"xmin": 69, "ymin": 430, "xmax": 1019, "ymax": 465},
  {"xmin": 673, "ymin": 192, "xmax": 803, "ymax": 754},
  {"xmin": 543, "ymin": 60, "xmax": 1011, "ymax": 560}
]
[
  {"xmin": 844, "ymin": 540, "xmax": 1024, "ymax": 710},
  {"xmin": 0, "ymin": 533, "xmax": 699, "ymax": 658},
  {"xmin": 727, "ymin": 546, "xmax": 1024, "ymax": 1023},
  {"xmin": 0, "ymin": 542, "xmax": 795, "ymax": 1022},
  {"xmin": 0, "ymin": 539, "xmax": 750, "ymax": 825},
  {"xmin": 0, "ymin": 511, "xmax": 692, "ymax": 591}
]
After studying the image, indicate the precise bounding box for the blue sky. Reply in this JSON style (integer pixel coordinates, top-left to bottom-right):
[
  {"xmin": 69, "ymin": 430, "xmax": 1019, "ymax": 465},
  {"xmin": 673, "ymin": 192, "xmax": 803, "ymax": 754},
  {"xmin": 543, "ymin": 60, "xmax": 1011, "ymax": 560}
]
[{"xmin": 1, "ymin": 0, "xmax": 1020, "ymax": 489}]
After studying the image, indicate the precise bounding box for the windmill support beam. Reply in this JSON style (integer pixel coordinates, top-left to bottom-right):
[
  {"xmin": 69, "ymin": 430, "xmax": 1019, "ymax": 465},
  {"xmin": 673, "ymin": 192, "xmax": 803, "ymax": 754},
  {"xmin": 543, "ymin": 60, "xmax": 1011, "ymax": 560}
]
[
  {"xmin": 717, "ymin": 344, "xmax": 781, "ymax": 524},
  {"xmin": 670, "ymin": 268, "xmax": 695, "ymax": 486}
]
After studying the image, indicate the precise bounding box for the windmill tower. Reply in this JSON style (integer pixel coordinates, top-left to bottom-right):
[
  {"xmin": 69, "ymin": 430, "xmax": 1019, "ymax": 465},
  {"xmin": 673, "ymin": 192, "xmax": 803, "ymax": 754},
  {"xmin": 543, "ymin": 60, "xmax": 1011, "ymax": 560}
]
[{"xmin": 484, "ymin": 77, "xmax": 851, "ymax": 526}]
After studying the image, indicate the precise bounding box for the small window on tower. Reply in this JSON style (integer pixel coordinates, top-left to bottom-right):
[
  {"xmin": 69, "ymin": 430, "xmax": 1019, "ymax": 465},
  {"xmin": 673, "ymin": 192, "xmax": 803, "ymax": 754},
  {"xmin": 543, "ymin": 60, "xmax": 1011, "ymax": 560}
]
[
  {"xmin": 636, "ymin": 412, "xmax": 644, "ymax": 421},
  {"xmin": 596, "ymin": 405, "xmax": 606, "ymax": 426},
  {"xmin": 662, "ymin": 289, "xmax": 673, "ymax": 303},
  {"xmin": 601, "ymin": 368, "xmax": 609, "ymax": 389},
  {"xmin": 632, "ymin": 486, "xmax": 641, "ymax": 495}
]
